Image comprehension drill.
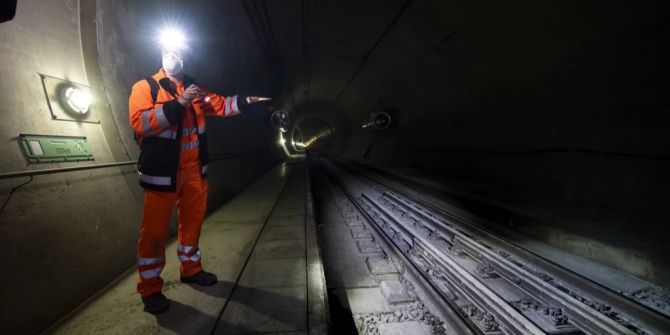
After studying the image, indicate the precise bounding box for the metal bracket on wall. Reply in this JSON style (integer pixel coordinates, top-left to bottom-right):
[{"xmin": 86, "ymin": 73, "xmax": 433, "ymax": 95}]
[
  {"xmin": 19, "ymin": 134, "xmax": 94, "ymax": 163},
  {"xmin": 38, "ymin": 73, "xmax": 100, "ymax": 124}
]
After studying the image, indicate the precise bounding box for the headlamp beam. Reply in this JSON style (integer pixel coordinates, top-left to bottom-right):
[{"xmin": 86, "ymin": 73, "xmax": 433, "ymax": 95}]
[{"xmin": 159, "ymin": 27, "xmax": 186, "ymax": 53}]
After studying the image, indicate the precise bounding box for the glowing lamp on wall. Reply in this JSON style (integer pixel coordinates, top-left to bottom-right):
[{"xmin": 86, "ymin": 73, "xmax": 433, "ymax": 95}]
[
  {"xmin": 362, "ymin": 112, "xmax": 392, "ymax": 130},
  {"xmin": 62, "ymin": 86, "xmax": 93, "ymax": 114},
  {"xmin": 270, "ymin": 110, "xmax": 290, "ymax": 132},
  {"xmin": 38, "ymin": 73, "xmax": 99, "ymax": 123}
]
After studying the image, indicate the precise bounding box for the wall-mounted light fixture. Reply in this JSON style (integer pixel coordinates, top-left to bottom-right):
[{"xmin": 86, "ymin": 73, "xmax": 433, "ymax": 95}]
[
  {"xmin": 362, "ymin": 112, "xmax": 392, "ymax": 130},
  {"xmin": 271, "ymin": 110, "xmax": 290, "ymax": 132},
  {"xmin": 62, "ymin": 86, "xmax": 93, "ymax": 115},
  {"xmin": 39, "ymin": 73, "xmax": 99, "ymax": 123}
]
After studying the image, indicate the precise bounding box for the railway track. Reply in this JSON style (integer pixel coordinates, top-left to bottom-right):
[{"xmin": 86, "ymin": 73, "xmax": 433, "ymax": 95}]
[{"xmin": 311, "ymin": 156, "xmax": 670, "ymax": 335}]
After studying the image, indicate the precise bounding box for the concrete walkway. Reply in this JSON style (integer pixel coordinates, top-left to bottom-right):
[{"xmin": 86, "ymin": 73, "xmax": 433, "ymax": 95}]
[{"xmin": 50, "ymin": 163, "xmax": 327, "ymax": 334}]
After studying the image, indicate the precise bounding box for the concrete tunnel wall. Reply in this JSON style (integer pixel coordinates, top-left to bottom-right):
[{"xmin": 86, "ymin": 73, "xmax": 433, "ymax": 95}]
[
  {"xmin": 0, "ymin": 0, "xmax": 282, "ymax": 333},
  {"xmin": 277, "ymin": 1, "xmax": 669, "ymax": 284}
]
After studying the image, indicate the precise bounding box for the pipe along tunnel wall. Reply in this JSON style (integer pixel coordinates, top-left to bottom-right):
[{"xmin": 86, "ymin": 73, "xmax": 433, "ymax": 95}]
[{"xmin": 0, "ymin": 1, "xmax": 281, "ymax": 333}]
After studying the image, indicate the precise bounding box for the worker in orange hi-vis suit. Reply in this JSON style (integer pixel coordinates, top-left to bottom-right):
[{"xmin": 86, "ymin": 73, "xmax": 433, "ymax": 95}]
[{"xmin": 128, "ymin": 28, "xmax": 271, "ymax": 314}]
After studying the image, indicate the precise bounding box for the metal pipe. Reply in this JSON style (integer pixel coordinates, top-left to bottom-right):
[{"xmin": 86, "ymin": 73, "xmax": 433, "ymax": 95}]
[
  {"xmin": 0, "ymin": 161, "xmax": 136, "ymax": 180},
  {"xmin": 0, "ymin": 151, "xmax": 262, "ymax": 180}
]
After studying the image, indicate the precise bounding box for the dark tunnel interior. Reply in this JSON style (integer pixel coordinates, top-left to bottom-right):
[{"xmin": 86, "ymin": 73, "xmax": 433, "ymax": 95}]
[{"xmin": 0, "ymin": 0, "xmax": 668, "ymax": 334}]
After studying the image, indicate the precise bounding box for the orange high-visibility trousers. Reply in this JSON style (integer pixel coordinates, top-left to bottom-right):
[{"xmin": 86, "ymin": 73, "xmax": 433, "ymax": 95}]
[{"xmin": 136, "ymin": 165, "xmax": 208, "ymax": 297}]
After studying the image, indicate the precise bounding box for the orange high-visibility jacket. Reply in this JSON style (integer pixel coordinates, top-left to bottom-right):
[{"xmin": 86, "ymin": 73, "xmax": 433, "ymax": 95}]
[{"xmin": 129, "ymin": 69, "xmax": 248, "ymax": 192}]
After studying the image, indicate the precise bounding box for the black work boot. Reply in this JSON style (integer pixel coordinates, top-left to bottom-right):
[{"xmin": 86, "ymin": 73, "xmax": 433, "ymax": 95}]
[
  {"xmin": 141, "ymin": 292, "xmax": 170, "ymax": 314},
  {"xmin": 180, "ymin": 270, "xmax": 218, "ymax": 286}
]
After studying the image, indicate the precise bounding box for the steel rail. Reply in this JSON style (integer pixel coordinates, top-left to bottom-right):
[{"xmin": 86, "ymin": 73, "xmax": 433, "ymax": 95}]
[
  {"xmin": 379, "ymin": 190, "xmax": 636, "ymax": 335},
  {"xmin": 358, "ymin": 193, "xmax": 545, "ymax": 334},
  {"xmin": 312, "ymin": 158, "xmax": 477, "ymax": 335},
  {"xmin": 331, "ymin": 157, "xmax": 670, "ymax": 334},
  {"xmin": 334, "ymin": 157, "xmax": 670, "ymax": 335},
  {"xmin": 317, "ymin": 157, "xmax": 669, "ymax": 335},
  {"xmin": 320, "ymin": 158, "xmax": 546, "ymax": 334}
]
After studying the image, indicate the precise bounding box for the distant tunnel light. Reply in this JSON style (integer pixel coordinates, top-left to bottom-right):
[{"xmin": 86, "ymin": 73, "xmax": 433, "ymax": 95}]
[
  {"xmin": 159, "ymin": 27, "xmax": 186, "ymax": 52},
  {"xmin": 277, "ymin": 130, "xmax": 305, "ymax": 159},
  {"xmin": 278, "ymin": 132, "xmax": 290, "ymax": 155},
  {"xmin": 64, "ymin": 87, "xmax": 92, "ymax": 114}
]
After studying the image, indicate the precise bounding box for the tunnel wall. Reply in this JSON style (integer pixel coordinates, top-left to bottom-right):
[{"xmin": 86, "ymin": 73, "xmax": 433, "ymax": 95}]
[
  {"xmin": 307, "ymin": 1, "xmax": 669, "ymax": 283},
  {"xmin": 0, "ymin": 1, "xmax": 280, "ymax": 334}
]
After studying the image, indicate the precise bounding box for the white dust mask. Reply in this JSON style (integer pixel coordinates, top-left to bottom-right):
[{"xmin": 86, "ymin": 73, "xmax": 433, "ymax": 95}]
[{"xmin": 162, "ymin": 53, "xmax": 183, "ymax": 76}]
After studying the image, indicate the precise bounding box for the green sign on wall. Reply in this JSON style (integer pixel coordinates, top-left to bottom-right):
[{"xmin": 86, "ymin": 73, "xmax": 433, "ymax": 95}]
[{"xmin": 19, "ymin": 134, "xmax": 94, "ymax": 163}]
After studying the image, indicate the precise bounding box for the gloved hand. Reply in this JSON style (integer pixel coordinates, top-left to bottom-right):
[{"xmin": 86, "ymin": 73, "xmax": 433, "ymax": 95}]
[
  {"xmin": 178, "ymin": 84, "xmax": 204, "ymax": 105},
  {"xmin": 237, "ymin": 95, "xmax": 271, "ymax": 113},
  {"xmin": 237, "ymin": 95, "xmax": 272, "ymax": 119},
  {"xmin": 246, "ymin": 96, "xmax": 272, "ymax": 104}
]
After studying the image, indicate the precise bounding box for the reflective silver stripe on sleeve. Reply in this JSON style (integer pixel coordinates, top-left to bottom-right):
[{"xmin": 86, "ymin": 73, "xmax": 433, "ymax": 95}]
[
  {"xmin": 178, "ymin": 250, "xmax": 201, "ymax": 263},
  {"xmin": 142, "ymin": 111, "xmax": 154, "ymax": 136},
  {"xmin": 202, "ymin": 164, "xmax": 209, "ymax": 175},
  {"xmin": 198, "ymin": 125, "xmax": 206, "ymax": 134},
  {"xmin": 138, "ymin": 172, "xmax": 171, "ymax": 186},
  {"xmin": 181, "ymin": 140, "xmax": 199, "ymax": 151},
  {"xmin": 232, "ymin": 95, "xmax": 239, "ymax": 113},
  {"xmin": 139, "ymin": 267, "xmax": 163, "ymax": 279},
  {"xmin": 137, "ymin": 256, "xmax": 165, "ymax": 266},
  {"xmin": 157, "ymin": 129, "xmax": 177, "ymax": 139},
  {"xmin": 177, "ymin": 244, "xmax": 195, "ymax": 253},
  {"xmin": 154, "ymin": 107, "xmax": 170, "ymax": 129},
  {"xmin": 224, "ymin": 97, "xmax": 232, "ymax": 116}
]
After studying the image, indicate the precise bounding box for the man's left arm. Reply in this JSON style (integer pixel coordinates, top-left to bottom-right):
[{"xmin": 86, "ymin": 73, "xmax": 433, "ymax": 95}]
[{"xmin": 197, "ymin": 91, "xmax": 270, "ymax": 118}]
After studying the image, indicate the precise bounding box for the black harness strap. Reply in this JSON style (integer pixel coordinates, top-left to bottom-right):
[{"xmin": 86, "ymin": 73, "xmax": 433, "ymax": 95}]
[{"xmin": 146, "ymin": 76, "xmax": 159, "ymax": 104}]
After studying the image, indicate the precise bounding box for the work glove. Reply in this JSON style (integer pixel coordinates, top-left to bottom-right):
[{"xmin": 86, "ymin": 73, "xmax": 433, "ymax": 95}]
[
  {"xmin": 238, "ymin": 95, "xmax": 272, "ymax": 118},
  {"xmin": 178, "ymin": 84, "xmax": 204, "ymax": 105},
  {"xmin": 246, "ymin": 96, "xmax": 272, "ymax": 104}
]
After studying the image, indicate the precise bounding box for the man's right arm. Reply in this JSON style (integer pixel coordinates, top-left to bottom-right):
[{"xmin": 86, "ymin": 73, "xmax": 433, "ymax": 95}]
[{"xmin": 129, "ymin": 81, "xmax": 184, "ymax": 137}]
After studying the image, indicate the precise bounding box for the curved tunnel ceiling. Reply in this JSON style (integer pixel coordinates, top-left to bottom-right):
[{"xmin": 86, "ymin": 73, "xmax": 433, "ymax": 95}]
[{"xmin": 257, "ymin": 0, "xmax": 668, "ymax": 155}]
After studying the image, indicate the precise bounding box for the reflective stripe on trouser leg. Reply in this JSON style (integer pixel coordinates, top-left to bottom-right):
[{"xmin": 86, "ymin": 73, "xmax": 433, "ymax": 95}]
[
  {"xmin": 179, "ymin": 249, "xmax": 202, "ymax": 263},
  {"xmin": 177, "ymin": 243, "xmax": 201, "ymax": 264},
  {"xmin": 176, "ymin": 166, "xmax": 208, "ymax": 277},
  {"xmin": 177, "ymin": 245, "xmax": 202, "ymax": 263},
  {"xmin": 137, "ymin": 189, "xmax": 177, "ymax": 297},
  {"xmin": 139, "ymin": 265, "xmax": 164, "ymax": 279},
  {"xmin": 138, "ymin": 256, "xmax": 165, "ymax": 266}
]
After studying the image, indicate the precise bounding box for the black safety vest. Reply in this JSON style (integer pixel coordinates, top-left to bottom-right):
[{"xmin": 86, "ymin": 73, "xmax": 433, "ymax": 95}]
[{"xmin": 135, "ymin": 74, "xmax": 210, "ymax": 192}]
